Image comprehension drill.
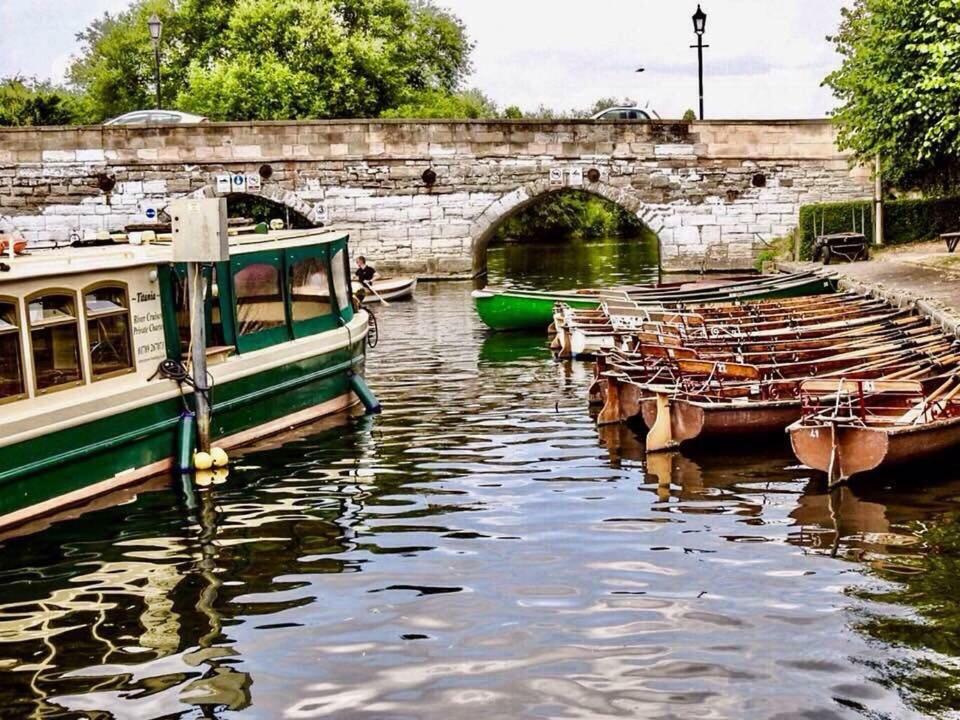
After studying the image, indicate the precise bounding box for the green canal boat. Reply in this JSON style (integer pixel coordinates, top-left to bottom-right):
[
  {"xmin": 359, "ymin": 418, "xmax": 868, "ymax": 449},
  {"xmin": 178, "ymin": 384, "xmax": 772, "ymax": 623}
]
[
  {"xmin": 0, "ymin": 228, "xmax": 378, "ymax": 531},
  {"xmin": 472, "ymin": 271, "xmax": 835, "ymax": 331}
]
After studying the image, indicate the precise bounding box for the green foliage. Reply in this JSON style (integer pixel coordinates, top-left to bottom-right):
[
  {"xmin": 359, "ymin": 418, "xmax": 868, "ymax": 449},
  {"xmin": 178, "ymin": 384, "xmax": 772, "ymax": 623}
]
[
  {"xmin": 503, "ymin": 105, "xmax": 523, "ymax": 120},
  {"xmin": 494, "ymin": 191, "xmax": 646, "ymax": 242},
  {"xmin": 67, "ymin": 0, "xmax": 473, "ymax": 122},
  {"xmin": 825, "ymin": 1, "xmax": 960, "ymax": 189},
  {"xmin": 0, "ymin": 77, "xmax": 78, "ymax": 126},
  {"xmin": 682, "ymin": 108, "xmax": 697, "ymax": 122},
  {"xmin": 798, "ymin": 196, "xmax": 960, "ymax": 259},
  {"xmin": 753, "ymin": 235, "xmax": 795, "ymax": 271},
  {"xmin": 381, "ymin": 89, "xmax": 498, "ymax": 119}
]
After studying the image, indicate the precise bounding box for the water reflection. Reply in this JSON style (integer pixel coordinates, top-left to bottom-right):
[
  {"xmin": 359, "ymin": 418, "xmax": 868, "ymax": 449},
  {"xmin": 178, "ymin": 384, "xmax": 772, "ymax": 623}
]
[{"xmin": 2, "ymin": 255, "xmax": 960, "ymax": 716}]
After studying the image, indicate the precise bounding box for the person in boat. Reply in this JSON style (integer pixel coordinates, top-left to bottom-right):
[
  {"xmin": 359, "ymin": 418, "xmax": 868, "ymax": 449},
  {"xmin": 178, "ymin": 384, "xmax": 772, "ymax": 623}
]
[{"xmin": 355, "ymin": 256, "xmax": 378, "ymax": 288}]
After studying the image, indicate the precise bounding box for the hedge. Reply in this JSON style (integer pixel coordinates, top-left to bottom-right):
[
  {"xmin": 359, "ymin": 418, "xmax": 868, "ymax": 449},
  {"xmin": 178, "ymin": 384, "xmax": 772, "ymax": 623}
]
[{"xmin": 797, "ymin": 196, "xmax": 960, "ymax": 259}]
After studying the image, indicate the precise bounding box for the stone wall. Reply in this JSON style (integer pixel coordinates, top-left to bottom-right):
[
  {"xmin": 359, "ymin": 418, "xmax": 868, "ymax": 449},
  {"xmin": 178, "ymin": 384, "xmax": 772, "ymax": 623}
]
[{"xmin": 0, "ymin": 119, "xmax": 872, "ymax": 274}]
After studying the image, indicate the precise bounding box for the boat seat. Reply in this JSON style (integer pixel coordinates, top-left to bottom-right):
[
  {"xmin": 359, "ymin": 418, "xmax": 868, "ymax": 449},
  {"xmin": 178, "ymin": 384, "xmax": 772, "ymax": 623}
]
[{"xmin": 206, "ymin": 345, "xmax": 235, "ymax": 365}]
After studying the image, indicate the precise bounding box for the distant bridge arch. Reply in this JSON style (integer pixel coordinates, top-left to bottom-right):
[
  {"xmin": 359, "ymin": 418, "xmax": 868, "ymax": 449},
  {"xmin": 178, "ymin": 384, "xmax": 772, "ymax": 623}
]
[{"xmin": 469, "ymin": 178, "xmax": 666, "ymax": 276}]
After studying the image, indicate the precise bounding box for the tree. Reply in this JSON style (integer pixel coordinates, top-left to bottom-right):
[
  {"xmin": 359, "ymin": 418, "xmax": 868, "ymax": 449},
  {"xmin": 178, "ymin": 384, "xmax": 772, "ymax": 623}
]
[
  {"xmin": 825, "ymin": 0, "xmax": 960, "ymax": 189},
  {"xmin": 0, "ymin": 77, "xmax": 78, "ymax": 127},
  {"xmin": 67, "ymin": 0, "xmax": 473, "ymax": 122},
  {"xmin": 503, "ymin": 105, "xmax": 523, "ymax": 119},
  {"xmin": 381, "ymin": 89, "xmax": 498, "ymax": 119},
  {"xmin": 682, "ymin": 108, "xmax": 697, "ymax": 122}
]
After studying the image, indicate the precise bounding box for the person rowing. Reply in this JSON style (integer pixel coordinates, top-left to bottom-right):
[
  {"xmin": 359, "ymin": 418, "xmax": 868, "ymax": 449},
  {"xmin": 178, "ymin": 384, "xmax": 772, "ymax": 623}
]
[{"xmin": 355, "ymin": 256, "xmax": 389, "ymax": 305}]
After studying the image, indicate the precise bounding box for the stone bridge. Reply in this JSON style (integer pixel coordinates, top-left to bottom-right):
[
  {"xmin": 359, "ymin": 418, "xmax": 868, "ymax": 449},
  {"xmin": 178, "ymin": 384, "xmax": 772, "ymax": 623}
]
[{"xmin": 0, "ymin": 119, "xmax": 872, "ymax": 275}]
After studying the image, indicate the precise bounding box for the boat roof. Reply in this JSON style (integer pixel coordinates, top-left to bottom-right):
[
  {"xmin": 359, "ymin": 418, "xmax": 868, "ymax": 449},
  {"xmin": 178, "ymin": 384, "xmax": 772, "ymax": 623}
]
[{"xmin": 0, "ymin": 228, "xmax": 349, "ymax": 283}]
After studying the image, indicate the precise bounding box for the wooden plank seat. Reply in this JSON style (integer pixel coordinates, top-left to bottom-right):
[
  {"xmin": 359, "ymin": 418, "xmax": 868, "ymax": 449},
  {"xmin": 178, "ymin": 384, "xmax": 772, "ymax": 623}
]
[{"xmin": 940, "ymin": 232, "xmax": 960, "ymax": 253}]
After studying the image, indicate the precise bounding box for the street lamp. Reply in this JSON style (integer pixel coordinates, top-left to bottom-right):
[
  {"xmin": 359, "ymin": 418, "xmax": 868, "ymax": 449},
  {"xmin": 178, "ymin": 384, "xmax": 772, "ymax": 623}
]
[
  {"xmin": 147, "ymin": 13, "xmax": 163, "ymax": 109},
  {"xmin": 690, "ymin": 5, "xmax": 708, "ymax": 120}
]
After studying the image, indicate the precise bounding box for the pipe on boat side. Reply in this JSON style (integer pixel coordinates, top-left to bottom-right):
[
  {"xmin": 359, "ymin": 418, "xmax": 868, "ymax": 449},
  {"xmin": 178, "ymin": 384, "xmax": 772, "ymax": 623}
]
[{"xmin": 350, "ymin": 374, "xmax": 382, "ymax": 415}]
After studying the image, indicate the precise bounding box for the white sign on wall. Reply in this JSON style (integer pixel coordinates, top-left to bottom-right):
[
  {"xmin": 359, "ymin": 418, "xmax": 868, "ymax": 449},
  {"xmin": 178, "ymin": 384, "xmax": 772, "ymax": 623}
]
[
  {"xmin": 214, "ymin": 174, "xmax": 231, "ymax": 194},
  {"xmin": 141, "ymin": 202, "xmax": 161, "ymax": 222},
  {"xmin": 549, "ymin": 168, "xmax": 564, "ymax": 186},
  {"xmin": 567, "ymin": 168, "xmax": 584, "ymax": 187},
  {"xmin": 314, "ymin": 203, "xmax": 328, "ymax": 223},
  {"xmin": 230, "ymin": 173, "xmax": 247, "ymax": 193},
  {"xmin": 246, "ymin": 174, "xmax": 262, "ymax": 192}
]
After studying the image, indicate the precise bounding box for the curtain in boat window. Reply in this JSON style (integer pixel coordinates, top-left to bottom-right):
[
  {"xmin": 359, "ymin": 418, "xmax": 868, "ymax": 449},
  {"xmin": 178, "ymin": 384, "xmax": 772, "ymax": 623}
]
[
  {"xmin": 28, "ymin": 293, "xmax": 82, "ymax": 392},
  {"xmin": 84, "ymin": 285, "xmax": 133, "ymax": 379},
  {"xmin": 0, "ymin": 301, "xmax": 24, "ymax": 401},
  {"xmin": 291, "ymin": 256, "xmax": 332, "ymax": 321},
  {"xmin": 330, "ymin": 249, "xmax": 351, "ymax": 312},
  {"xmin": 233, "ymin": 263, "xmax": 285, "ymax": 336}
]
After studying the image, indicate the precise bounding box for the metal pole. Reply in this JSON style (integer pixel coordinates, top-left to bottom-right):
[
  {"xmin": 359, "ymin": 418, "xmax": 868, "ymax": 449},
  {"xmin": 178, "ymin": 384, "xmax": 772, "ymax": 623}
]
[
  {"xmin": 874, "ymin": 154, "xmax": 884, "ymax": 246},
  {"xmin": 188, "ymin": 262, "xmax": 211, "ymax": 452},
  {"xmin": 154, "ymin": 43, "xmax": 162, "ymax": 109},
  {"xmin": 697, "ymin": 36, "xmax": 704, "ymax": 120}
]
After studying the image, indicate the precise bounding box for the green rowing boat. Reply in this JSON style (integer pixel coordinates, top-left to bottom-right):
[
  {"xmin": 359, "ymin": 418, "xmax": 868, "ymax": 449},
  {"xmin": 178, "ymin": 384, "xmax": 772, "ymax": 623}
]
[{"xmin": 472, "ymin": 272, "xmax": 836, "ymax": 331}]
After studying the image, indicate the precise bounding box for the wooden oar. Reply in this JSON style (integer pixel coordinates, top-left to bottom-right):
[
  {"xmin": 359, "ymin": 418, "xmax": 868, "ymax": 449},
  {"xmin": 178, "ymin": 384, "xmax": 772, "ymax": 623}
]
[{"xmin": 363, "ymin": 282, "xmax": 391, "ymax": 306}]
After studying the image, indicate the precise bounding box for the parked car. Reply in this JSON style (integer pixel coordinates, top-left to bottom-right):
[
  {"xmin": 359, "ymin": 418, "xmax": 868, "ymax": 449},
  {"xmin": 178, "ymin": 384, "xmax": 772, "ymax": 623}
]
[
  {"xmin": 104, "ymin": 110, "xmax": 208, "ymax": 126},
  {"xmin": 590, "ymin": 106, "xmax": 652, "ymax": 121}
]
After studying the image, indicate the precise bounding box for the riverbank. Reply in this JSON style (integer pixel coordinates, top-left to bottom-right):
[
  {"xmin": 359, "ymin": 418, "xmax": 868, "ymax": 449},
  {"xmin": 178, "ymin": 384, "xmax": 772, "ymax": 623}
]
[{"xmin": 781, "ymin": 240, "xmax": 960, "ymax": 337}]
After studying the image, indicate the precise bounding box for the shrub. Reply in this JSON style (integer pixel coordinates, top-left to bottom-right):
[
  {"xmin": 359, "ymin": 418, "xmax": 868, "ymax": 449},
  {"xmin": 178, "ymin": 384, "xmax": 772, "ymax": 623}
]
[{"xmin": 797, "ymin": 196, "xmax": 960, "ymax": 259}]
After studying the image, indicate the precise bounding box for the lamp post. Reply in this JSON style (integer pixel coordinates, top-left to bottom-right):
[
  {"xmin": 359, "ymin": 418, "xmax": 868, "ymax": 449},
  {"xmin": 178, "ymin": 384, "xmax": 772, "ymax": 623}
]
[
  {"xmin": 147, "ymin": 13, "xmax": 163, "ymax": 109},
  {"xmin": 690, "ymin": 5, "xmax": 708, "ymax": 120}
]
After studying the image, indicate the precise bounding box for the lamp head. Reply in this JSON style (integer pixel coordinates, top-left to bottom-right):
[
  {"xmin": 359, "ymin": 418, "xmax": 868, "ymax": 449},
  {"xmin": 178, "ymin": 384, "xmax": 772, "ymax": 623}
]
[
  {"xmin": 692, "ymin": 5, "xmax": 707, "ymax": 35},
  {"xmin": 147, "ymin": 13, "xmax": 163, "ymax": 43}
]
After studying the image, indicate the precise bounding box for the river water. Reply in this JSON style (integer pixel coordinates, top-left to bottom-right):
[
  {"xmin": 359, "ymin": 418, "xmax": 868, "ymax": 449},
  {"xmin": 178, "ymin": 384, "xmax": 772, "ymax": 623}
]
[{"xmin": 2, "ymin": 237, "xmax": 960, "ymax": 719}]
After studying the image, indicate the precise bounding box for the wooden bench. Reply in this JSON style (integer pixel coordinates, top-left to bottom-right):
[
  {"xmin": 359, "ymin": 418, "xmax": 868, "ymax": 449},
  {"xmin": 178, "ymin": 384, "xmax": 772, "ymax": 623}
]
[
  {"xmin": 941, "ymin": 232, "xmax": 960, "ymax": 253},
  {"xmin": 812, "ymin": 232, "xmax": 869, "ymax": 264}
]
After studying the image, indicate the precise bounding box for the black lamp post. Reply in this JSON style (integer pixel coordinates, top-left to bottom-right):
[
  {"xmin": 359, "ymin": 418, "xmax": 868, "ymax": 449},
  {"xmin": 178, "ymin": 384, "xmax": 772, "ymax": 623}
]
[
  {"xmin": 690, "ymin": 5, "xmax": 708, "ymax": 120},
  {"xmin": 147, "ymin": 13, "xmax": 163, "ymax": 109}
]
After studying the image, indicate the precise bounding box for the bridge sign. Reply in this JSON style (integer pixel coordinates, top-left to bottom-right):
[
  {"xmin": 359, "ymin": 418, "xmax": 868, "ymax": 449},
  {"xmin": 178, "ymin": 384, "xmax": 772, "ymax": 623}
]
[
  {"xmin": 214, "ymin": 174, "xmax": 231, "ymax": 194},
  {"xmin": 231, "ymin": 173, "xmax": 247, "ymax": 193},
  {"xmin": 567, "ymin": 168, "xmax": 584, "ymax": 187},
  {"xmin": 549, "ymin": 168, "xmax": 563, "ymax": 186},
  {"xmin": 245, "ymin": 174, "xmax": 261, "ymax": 192}
]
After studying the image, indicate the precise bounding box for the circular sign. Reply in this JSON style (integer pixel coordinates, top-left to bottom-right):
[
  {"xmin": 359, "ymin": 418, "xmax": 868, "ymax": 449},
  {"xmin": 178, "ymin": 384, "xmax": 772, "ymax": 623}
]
[
  {"xmin": 145, "ymin": 208, "xmax": 157, "ymax": 220},
  {"xmin": 232, "ymin": 174, "xmax": 245, "ymax": 187}
]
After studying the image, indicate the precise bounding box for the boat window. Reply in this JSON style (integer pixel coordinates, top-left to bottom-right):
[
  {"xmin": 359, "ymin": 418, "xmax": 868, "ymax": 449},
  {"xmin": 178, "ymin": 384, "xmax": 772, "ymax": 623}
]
[
  {"xmin": 290, "ymin": 257, "xmax": 332, "ymax": 321},
  {"xmin": 28, "ymin": 293, "xmax": 82, "ymax": 393},
  {"xmin": 84, "ymin": 285, "xmax": 134, "ymax": 379},
  {"xmin": 0, "ymin": 301, "xmax": 25, "ymax": 402},
  {"xmin": 233, "ymin": 262, "xmax": 285, "ymax": 336},
  {"xmin": 330, "ymin": 249, "xmax": 352, "ymax": 313}
]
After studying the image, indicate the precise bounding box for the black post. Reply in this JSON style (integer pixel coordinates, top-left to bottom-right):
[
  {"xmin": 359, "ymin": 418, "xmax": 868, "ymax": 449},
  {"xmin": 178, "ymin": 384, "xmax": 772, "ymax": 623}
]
[
  {"xmin": 696, "ymin": 36, "xmax": 704, "ymax": 120},
  {"xmin": 154, "ymin": 44, "xmax": 162, "ymax": 109}
]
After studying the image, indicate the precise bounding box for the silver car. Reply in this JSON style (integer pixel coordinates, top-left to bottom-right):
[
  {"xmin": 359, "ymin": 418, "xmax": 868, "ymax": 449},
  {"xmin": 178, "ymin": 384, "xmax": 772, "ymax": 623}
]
[
  {"xmin": 590, "ymin": 106, "xmax": 652, "ymax": 121},
  {"xmin": 104, "ymin": 110, "xmax": 208, "ymax": 126}
]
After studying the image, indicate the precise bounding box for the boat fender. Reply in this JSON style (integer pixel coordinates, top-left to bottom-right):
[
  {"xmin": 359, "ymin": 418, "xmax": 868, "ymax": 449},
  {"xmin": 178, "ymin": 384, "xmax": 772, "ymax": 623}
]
[
  {"xmin": 194, "ymin": 451, "xmax": 214, "ymax": 471},
  {"xmin": 210, "ymin": 447, "xmax": 230, "ymax": 468},
  {"xmin": 177, "ymin": 413, "xmax": 197, "ymax": 472},
  {"xmin": 350, "ymin": 373, "xmax": 382, "ymax": 415}
]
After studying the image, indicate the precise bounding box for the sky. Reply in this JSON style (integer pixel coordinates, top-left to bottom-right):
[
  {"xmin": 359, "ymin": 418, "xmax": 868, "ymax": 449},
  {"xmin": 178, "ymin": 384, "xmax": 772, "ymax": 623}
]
[{"xmin": 0, "ymin": 0, "xmax": 850, "ymax": 119}]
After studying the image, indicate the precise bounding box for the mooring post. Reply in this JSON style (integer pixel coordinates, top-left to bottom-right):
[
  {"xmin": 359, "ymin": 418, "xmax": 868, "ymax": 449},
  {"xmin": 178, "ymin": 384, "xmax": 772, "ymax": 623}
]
[
  {"xmin": 170, "ymin": 197, "xmax": 229, "ymax": 456},
  {"xmin": 188, "ymin": 262, "xmax": 211, "ymax": 451}
]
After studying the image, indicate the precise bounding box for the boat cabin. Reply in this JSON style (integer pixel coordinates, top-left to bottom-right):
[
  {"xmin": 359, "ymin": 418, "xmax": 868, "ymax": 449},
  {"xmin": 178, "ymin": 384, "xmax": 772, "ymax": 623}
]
[{"xmin": 0, "ymin": 229, "xmax": 357, "ymax": 407}]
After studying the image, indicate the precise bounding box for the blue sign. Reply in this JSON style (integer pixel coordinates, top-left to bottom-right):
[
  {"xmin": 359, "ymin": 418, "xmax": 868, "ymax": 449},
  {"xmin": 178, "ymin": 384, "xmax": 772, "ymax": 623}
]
[{"xmin": 145, "ymin": 207, "xmax": 157, "ymax": 220}]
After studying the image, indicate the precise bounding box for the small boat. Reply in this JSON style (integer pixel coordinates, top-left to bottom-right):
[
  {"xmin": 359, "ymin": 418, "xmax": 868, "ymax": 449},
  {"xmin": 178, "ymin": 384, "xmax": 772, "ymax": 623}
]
[
  {"xmin": 0, "ymin": 227, "xmax": 379, "ymax": 532},
  {"xmin": 473, "ymin": 271, "xmax": 836, "ymax": 332},
  {"xmin": 788, "ymin": 377, "xmax": 960, "ymax": 484},
  {"xmin": 360, "ymin": 277, "xmax": 417, "ymax": 304}
]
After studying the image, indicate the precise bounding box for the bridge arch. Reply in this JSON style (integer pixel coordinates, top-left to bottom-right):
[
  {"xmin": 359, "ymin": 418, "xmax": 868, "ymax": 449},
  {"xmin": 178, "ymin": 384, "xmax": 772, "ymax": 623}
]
[
  {"xmin": 470, "ymin": 178, "xmax": 667, "ymax": 276},
  {"xmin": 187, "ymin": 183, "xmax": 323, "ymax": 226}
]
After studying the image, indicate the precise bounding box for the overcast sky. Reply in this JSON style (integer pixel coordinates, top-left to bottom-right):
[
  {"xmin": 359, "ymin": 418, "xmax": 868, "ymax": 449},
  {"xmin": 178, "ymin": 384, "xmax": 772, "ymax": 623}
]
[{"xmin": 0, "ymin": 0, "xmax": 849, "ymax": 118}]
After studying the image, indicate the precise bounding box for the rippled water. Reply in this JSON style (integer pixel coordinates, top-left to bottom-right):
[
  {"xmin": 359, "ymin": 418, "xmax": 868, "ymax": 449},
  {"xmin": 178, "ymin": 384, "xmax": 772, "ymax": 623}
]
[{"xmin": 2, "ymin": 238, "xmax": 960, "ymax": 718}]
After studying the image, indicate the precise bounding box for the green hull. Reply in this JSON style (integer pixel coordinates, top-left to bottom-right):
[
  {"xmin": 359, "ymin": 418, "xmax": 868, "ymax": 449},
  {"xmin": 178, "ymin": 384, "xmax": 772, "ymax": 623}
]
[
  {"xmin": 472, "ymin": 290, "xmax": 601, "ymax": 331},
  {"xmin": 473, "ymin": 275, "xmax": 835, "ymax": 332},
  {"xmin": 0, "ymin": 340, "xmax": 366, "ymax": 521}
]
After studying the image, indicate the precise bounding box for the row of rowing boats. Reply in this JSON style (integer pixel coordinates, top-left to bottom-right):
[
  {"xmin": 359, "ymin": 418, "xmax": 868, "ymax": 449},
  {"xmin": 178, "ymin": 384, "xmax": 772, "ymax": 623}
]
[
  {"xmin": 472, "ymin": 270, "xmax": 835, "ymax": 331},
  {"xmin": 549, "ymin": 281, "xmax": 959, "ymax": 484}
]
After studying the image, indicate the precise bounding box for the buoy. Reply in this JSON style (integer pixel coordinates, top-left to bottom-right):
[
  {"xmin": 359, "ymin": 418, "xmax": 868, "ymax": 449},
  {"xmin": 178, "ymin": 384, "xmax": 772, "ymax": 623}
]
[
  {"xmin": 194, "ymin": 469, "xmax": 216, "ymax": 487},
  {"xmin": 210, "ymin": 447, "xmax": 230, "ymax": 468},
  {"xmin": 194, "ymin": 451, "xmax": 214, "ymax": 470},
  {"xmin": 212, "ymin": 468, "xmax": 230, "ymax": 485}
]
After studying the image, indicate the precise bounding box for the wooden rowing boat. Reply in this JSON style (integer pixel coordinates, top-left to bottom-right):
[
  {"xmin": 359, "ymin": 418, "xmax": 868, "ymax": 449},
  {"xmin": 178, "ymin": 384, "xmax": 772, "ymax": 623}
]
[
  {"xmin": 788, "ymin": 377, "xmax": 960, "ymax": 484},
  {"xmin": 360, "ymin": 276, "xmax": 417, "ymax": 303}
]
